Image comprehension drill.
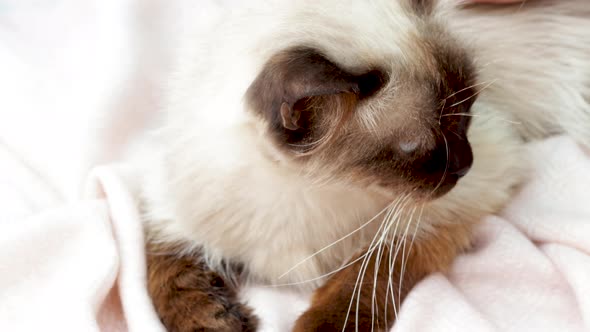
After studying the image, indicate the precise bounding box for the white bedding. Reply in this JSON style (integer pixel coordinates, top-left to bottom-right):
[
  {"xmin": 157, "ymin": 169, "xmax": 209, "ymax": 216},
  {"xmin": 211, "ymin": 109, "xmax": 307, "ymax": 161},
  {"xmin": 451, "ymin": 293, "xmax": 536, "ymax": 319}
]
[{"xmin": 1, "ymin": 1, "xmax": 589, "ymax": 331}]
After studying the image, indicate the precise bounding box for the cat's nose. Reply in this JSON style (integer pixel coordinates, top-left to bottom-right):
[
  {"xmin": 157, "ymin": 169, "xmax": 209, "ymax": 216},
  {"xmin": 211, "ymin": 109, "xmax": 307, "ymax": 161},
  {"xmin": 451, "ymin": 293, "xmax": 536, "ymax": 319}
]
[
  {"xmin": 438, "ymin": 103, "xmax": 473, "ymax": 180},
  {"xmin": 406, "ymin": 133, "xmax": 473, "ymax": 196},
  {"xmin": 450, "ymin": 154, "xmax": 473, "ymax": 178},
  {"xmin": 445, "ymin": 137, "xmax": 473, "ymax": 179}
]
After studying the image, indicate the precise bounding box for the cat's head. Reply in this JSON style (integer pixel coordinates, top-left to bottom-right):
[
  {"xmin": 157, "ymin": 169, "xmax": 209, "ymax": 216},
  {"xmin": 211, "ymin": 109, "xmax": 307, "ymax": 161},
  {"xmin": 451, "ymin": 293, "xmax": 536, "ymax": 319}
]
[
  {"xmin": 243, "ymin": 1, "xmax": 479, "ymax": 200},
  {"xmin": 160, "ymin": 0, "xmax": 522, "ymax": 217}
]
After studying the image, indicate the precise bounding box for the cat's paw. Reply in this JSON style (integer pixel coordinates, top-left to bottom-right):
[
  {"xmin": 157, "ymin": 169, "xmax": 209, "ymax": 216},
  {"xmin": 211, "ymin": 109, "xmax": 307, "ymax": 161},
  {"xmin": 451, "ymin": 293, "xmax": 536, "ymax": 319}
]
[
  {"xmin": 154, "ymin": 270, "xmax": 258, "ymax": 332},
  {"xmin": 147, "ymin": 248, "xmax": 258, "ymax": 332}
]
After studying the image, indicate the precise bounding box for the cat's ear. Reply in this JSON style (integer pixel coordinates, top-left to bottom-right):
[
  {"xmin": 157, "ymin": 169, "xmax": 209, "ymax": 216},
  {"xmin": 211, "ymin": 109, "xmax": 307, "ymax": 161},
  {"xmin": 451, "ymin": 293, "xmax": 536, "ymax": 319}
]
[{"xmin": 246, "ymin": 47, "xmax": 385, "ymax": 153}]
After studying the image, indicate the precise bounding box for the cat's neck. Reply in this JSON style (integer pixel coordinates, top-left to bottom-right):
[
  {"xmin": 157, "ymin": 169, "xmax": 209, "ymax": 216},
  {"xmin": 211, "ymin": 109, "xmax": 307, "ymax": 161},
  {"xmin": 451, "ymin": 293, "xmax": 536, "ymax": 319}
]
[{"xmin": 139, "ymin": 133, "xmax": 389, "ymax": 287}]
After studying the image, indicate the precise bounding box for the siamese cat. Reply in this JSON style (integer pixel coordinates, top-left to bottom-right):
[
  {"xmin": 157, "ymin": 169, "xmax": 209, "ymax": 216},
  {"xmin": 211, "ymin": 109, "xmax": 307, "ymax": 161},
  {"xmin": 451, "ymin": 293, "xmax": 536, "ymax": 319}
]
[{"xmin": 136, "ymin": 0, "xmax": 590, "ymax": 331}]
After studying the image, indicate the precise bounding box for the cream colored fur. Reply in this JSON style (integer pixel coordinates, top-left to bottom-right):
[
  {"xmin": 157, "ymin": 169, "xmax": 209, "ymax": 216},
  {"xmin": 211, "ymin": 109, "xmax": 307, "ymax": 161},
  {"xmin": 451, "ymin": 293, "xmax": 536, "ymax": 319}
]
[{"xmin": 135, "ymin": 0, "xmax": 590, "ymax": 289}]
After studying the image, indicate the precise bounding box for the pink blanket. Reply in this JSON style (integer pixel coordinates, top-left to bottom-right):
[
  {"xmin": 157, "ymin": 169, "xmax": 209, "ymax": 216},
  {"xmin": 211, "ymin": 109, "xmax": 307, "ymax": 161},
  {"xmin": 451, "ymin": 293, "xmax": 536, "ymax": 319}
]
[{"xmin": 1, "ymin": 1, "xmax": 588, "ymax": 331}]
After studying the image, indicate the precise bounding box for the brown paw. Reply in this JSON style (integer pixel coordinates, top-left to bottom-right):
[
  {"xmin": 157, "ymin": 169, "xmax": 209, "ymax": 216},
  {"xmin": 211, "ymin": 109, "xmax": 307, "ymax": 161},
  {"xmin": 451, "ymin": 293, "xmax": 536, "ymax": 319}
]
[
  {"xmin": 161, "ymin": 272, "xmax": 257, "ymax": 332},
  {"xmin": 146, "ymin": 244, "xmax": 258, "ymax": 332}
]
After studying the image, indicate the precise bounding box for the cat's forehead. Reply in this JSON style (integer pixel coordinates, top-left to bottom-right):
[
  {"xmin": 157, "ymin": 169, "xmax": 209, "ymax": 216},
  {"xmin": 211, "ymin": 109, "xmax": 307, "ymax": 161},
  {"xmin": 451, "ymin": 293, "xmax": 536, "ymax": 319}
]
[{"xmin": 251, "ymin": 0, "xmax": 451, "ymax": 73}]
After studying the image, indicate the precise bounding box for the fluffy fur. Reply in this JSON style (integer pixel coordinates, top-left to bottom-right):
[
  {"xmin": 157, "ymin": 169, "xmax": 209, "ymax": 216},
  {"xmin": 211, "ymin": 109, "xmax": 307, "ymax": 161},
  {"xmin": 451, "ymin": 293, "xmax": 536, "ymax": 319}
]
[{"xmin": 134, "ymin": 0, "xmax": 589, "ymax": 330}]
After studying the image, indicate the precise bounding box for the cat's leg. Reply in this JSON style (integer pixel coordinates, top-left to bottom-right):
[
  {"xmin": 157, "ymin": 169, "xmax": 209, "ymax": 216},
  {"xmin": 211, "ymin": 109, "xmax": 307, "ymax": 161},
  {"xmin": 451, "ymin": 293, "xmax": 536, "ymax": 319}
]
[
  {"xmin": 146, "ymin": 242, "xmax": 258, "ymax": 332},
  {"xmin": 292, "ymin": 221, "xmax": 474, "ymax": 332}
]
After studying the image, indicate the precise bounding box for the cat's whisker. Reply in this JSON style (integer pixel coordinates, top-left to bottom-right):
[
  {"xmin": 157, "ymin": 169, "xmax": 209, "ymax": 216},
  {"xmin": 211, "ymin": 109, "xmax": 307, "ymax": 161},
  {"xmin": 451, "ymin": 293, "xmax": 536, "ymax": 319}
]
[
  {"xmin": 443, "ymin": 80, "xmax": 497, "ymax": 101},
  {"xmin": 390, "ymin": 206, "xmax": 416, "ymax": 313},
  {"xmin": 277, "ymin": 199, "xmax": 398, "ymax": 280},
  {"xmin": 447, "ymin": 79, "xmax": 498, "ymax": 108},
  {"xmin": 384, "ymin": 185, "xmax": 420, "ymax": 316},
  {"xmin": 397, "ymin": 204, "xmax": 423, "ymax": 312},
  {"xmin": 270, "ymin": 196, "xmax": 410, "ymax": 288},
  {"xmin": 355, "ymin": 202, "xmax": 405, "ymax": 331},
  {"xmin": 385, "ymin": 227, "xmax": 397, "ymax": 324},
  {"xmin": 372, "ymin": 237, "xmax": 386, "ymax": 330},
  {"xmin": 265, "ymin": 248, "xmax": 376, "ymax": 288},
  {"xmin": 354, "ymin": 247, "xmax": 373, "ymax": 332},
  {"xmin": 429, "ymin": 132, "xmax": 450, "ymax": 196},
  {"xmin": 356, "ymin": 197, "xmax": 411, "ymax": 331},
  {"xmin": 345, "ymin": 206, "xmax": 394, "ymax": 332},
  {"xmin": 441, "ymin": 113, "xmax": 522, "ymax": 125},
  {"xmin": 353, "ymin": 200, "xmax": 402, "ymax": 327},
  {"xmin": 438, "ymin": 98, "xmax": 447, "ymax": 125},
  {"xmin": 386, "ymin": 208, "xmax": 413, "ymax": 319},
  {"xmin": 382, "ymin": 202, "xmax": 411, "ymax": 327},
  {"xmin": 343, "ymin": 194, "xmax": 411, "ymax": 331},
  {"xmin": 371, "ymin": 226, "xmax": 387, "ymax": 331},
  {"xmin": 394, "ymin": 227, "xmax": 411, "ymax": 319},
  {"xmin": 371, "ymin": 201, "xmax": 408, "ymax": 330}
]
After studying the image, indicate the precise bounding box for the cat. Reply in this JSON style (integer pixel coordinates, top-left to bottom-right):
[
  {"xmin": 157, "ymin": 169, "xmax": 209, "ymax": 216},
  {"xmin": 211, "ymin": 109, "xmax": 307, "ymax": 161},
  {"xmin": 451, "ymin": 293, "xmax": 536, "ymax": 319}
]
[{"xmin": 134, "ymin": 0, "xmax": 590, "ymax": 331}]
